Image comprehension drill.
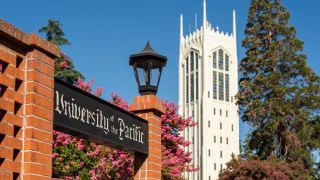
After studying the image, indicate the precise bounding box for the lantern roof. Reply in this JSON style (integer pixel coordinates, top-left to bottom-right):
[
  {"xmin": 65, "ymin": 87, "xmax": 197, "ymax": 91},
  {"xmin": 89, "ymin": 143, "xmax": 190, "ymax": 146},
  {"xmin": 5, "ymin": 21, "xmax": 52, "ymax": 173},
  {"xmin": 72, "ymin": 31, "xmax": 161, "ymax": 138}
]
[{"xmin": 129, "ymin": 41, "xmax": 167, "ymax": 66}]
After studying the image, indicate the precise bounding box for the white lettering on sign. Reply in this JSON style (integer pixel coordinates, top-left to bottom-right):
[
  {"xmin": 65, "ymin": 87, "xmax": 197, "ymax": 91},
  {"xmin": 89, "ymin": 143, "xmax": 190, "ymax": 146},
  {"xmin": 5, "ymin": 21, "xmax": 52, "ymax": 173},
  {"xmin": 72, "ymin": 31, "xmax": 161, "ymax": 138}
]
[{"xmin": 55, "ymin": 90, "xmax": 145, "ymax": 144}]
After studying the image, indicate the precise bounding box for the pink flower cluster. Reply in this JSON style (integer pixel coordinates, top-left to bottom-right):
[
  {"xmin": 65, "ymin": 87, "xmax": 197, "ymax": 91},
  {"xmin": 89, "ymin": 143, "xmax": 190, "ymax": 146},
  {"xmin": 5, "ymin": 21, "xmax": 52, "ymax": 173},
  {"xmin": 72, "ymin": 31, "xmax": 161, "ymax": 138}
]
[
  {"xmin": 60, "ymin": 61, "xmax": 69, "ymax": 69},
  {"xmin": 94, "ymin": 87, "xmax": 103, "ymax": 97},
  {"xmin": 75, "ymin": 78, "xmax": 94, "ymax": 93},
  {"xmin": 59, "ymin": 53, "xmax": 72, "ymax": 70},
  {"xmin": 0, "ymin": 63, "xmax": 3, "ymax": 72},
  {"xmin": 111, "ymin": 93, "xmax": 129, "ymax": 111}
]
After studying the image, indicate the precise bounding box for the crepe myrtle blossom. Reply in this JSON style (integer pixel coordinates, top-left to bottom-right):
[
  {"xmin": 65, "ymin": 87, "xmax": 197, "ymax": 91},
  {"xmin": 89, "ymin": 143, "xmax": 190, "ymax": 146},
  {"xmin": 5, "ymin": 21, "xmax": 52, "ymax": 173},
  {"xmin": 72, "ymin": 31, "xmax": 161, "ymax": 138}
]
[{"xmin": 60, "ymin": 61, "xmax": 69, "ymax": 69}]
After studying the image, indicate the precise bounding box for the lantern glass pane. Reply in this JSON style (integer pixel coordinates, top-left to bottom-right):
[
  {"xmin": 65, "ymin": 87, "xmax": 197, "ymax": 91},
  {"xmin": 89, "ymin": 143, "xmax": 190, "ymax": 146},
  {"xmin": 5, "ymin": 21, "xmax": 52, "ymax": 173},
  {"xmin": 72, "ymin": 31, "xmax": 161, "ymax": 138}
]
[
  {"xmin": 150, "ymin": 68, "xmax": 160, "ymax": 86},
  {"xmin": 137, "ymin": 68, "xmax": 147, "ymax": 86}
]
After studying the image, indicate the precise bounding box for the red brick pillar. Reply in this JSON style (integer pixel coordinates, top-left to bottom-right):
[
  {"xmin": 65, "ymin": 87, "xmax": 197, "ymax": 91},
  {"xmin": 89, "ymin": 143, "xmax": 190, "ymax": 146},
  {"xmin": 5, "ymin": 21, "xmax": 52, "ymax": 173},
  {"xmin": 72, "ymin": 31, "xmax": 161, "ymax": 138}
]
[
  {"xmin": 130, "ymin": 95, "xmax": 165, "ymax": 180},
  {"xmin": 22, "ymin": 48, "xmax": 56, "ymax": 179},
  {"xmin": 0, "ymin": 19, "xmax": 59, "ymax": 179}
]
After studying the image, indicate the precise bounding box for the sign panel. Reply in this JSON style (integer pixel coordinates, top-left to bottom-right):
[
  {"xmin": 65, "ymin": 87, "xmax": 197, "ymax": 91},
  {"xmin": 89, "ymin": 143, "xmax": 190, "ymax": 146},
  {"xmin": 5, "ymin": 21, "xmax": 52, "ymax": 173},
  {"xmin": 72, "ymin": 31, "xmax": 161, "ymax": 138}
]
[{"xmin": 54, "ymin": 79, "xmax": 148, "ymax": 154}]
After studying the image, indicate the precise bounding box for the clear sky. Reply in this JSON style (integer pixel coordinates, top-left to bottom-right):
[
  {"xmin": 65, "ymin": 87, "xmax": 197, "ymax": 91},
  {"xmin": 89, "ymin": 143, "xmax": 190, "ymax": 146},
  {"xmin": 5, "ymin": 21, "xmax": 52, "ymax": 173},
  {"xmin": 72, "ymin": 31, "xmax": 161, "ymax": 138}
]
[{"xmin": 1, "ymin": 0, "xmax": 319, "ymax": 141}]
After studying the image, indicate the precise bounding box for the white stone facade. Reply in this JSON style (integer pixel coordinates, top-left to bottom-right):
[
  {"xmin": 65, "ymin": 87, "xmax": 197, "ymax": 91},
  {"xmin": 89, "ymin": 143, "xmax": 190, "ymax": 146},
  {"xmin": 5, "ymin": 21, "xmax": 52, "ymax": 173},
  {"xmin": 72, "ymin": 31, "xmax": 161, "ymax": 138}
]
[{"xmin": 178, "ymin": 1, "xmax": 239, "ymax": 179}]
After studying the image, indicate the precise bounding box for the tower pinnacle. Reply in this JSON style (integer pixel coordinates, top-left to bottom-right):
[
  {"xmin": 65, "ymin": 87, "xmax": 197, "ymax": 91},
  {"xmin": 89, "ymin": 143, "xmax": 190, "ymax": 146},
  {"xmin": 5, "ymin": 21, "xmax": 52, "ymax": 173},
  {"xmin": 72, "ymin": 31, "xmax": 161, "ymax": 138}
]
[
  {"xmin": 203, "ymin": 0, "xmax": 207, "ymax": 30},
  {"xmin": 233, "ymin": 10, "xmax": 237, "ymax": 39},
  {"xmin": 180, "ymin": 14, "xmax": 184, "ymax": 42}
]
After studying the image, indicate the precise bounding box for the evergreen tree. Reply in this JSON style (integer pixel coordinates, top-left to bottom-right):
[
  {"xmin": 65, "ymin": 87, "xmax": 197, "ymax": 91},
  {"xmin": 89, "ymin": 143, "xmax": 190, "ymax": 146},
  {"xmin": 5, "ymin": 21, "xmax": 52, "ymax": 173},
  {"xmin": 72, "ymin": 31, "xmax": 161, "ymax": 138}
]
[
  {"xmin": 39, "ymin": 19, "xmax": 70, "ymax": 46},
  {"xmin": 39, "ymin": 19, "xmax": 83, "ymax": 84},
  {"xmin": 238, "ymin": 0, "xmax": 320, "ymax": 174}
]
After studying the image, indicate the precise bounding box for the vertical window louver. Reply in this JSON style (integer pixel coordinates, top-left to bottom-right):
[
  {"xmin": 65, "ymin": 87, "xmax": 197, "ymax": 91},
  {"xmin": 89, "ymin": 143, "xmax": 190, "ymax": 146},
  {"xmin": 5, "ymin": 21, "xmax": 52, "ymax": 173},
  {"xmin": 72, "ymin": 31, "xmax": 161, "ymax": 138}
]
[
  {"xmin": 225, "ymin": 54, "xmax": 229, "ymax": 71},
  {"xmin": 186, "ymin": 57, "xmax": 189, "ymax": 74},
  {"xmin": 226, "ymin": 74, "xmax": 229, "ymax": 102},
  {"xmin": 213, "ymin": 71, "xmax": 217, "ymax": 99},
  {"xmin": 218, "ymin": 49, "xmax": 224, "ymax": 70},
  {"xmin": 190, "ymin": 52, "xmax": 194, "ymax": 72},
  {"xmin": 195, "ymin": 52, "xmax": 199, "ymax": 70},
  {"xmin": 219, "ymin": 72, "xmax": 224, "ymax": 100},
  {"xmin": 213, "ymin": 51, "xmax": 217, "ymax": 68}
]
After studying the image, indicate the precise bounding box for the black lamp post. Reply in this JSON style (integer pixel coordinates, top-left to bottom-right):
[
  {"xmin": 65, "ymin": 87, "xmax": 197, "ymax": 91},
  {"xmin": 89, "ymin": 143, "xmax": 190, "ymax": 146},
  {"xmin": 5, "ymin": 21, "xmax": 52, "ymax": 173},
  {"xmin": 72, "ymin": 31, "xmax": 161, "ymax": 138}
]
[{"xmin": 129, "ymin": 42, "xmax": 167, "ymax": 95}]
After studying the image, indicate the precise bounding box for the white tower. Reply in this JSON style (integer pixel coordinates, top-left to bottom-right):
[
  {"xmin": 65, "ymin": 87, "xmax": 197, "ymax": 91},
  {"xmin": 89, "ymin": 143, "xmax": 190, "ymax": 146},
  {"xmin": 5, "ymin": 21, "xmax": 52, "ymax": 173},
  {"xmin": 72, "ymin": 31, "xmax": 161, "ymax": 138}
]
[{"xmin": 179, "ymin": 1, "xmax": 239, "ymax": 179}]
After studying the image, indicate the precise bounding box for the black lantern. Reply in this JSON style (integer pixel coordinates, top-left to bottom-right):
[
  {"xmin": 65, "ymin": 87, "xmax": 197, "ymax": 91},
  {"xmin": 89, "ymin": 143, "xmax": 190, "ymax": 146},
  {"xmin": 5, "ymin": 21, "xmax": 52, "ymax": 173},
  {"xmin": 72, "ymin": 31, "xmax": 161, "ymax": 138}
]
[{"xmin": 129, "ymin": 42, "xmax": 167, "ymax": 95}]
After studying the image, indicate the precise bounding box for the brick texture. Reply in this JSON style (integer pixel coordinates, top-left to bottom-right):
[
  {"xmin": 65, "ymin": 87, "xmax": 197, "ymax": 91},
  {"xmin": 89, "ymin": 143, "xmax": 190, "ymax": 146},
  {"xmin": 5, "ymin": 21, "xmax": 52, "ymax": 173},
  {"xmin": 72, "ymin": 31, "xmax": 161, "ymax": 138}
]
[
  {"xmin": 0, "ymin": 18, "xmax": 59, "ymax": 179},
  {"xmin": 130, "ymin": 95, "xmax": 165, "ymax": 180}
]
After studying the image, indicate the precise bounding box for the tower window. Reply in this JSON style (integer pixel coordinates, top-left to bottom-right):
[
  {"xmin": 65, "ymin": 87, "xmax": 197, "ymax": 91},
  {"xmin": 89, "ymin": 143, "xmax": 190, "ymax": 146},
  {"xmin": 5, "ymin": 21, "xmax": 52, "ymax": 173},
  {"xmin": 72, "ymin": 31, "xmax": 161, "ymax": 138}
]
[
  {"xmin": 226, "ymin": 74, "xmax": 230, "ymax": 102},
  {"xmin": 208, "ymin": 91, "xmax": 210, "ymax": 98},
  {"xmin": 225, "ymin": 54, "xmax": 229, "ymax": 71},
  {"xmin": 213, "ymin": 51, "xmax": 217, "ymax": 68},
  {"xmin": 220, "ymin": 109, "xmax": 222, "ymax": 116},
  {"xmin": 226, "ymin": 110, "xmax": 228, "ymax": 117},
  {"xmin": 190, "ymin": 52, "xmax": 194, "ymax": 72},
  {"xmin": 186, "ymin": 57, "xmax": 189, "ymax": 74},
  {"xmin": 214, "ymin": 163, "xmax": 216, "ymax": 170},
  {"xmin": 214, "ymin": 136, "xmax": 216, "ymax": 143},
  {"xmin": 218, "ymin": 72, "xmax": 224, "ymax": 100},
  {"xmin": 220, "ymin": 151, "xmax": 223, "ymax": 158},
  {"xmin": 195, "ymin": 52, "xmax": 199, "ymax": 70},
  {"xmin": 232, "ymin": 124, "xmax": 234, "ymax": 131},
  {"xmin": 220, "ymin": 164, "xmax": 223, "ymax": 170},
  {"xmin": 220, "ymin": 136, "xmax": 222, "ymax": 144},
  {"xmin": 214, "ymin": 108, "xmax": 216, "ymax": 115},
  {"xmin": 208, "ymin": 149, "xmax": 211, "ymax": 156},
  {"xmin": 208, "ymin": 121, "xmax": 210, "ymax": 127},
  {"xmin": 213, "ymin": 71, "xmax": 217, "ymax": 99},
  {"xmin": 218, "ymin": 49, "xmax": 224, "ymax": 70},
  {"xmin": 220, "ymin": 122, "xmax": 222, "ymax": 130},
  {"xmin": 226, "ymin": 137, "xmax": 229, "ymax": 144}
]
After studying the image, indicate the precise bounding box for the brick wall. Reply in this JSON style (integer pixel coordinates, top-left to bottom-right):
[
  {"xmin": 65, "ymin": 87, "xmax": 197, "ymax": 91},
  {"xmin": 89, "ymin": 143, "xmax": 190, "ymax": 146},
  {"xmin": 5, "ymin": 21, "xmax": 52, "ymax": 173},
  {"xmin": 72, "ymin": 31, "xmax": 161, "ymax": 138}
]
[
  {"xmin": 0, "ymin": 19, "xmax": 59, "ymax": 179},
  {"xmin": 130, "ymin": 95, "xmax": 165, "ymax": 180}
]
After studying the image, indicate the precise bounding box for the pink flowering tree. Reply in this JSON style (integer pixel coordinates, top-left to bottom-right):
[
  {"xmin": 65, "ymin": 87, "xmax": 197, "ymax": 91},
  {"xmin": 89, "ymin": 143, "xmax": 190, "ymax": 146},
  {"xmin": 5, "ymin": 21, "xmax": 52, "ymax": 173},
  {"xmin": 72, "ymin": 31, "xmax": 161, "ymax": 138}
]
[{"xmin": 161, "ymin": 102, "xmax": 198, "ymax": 179}]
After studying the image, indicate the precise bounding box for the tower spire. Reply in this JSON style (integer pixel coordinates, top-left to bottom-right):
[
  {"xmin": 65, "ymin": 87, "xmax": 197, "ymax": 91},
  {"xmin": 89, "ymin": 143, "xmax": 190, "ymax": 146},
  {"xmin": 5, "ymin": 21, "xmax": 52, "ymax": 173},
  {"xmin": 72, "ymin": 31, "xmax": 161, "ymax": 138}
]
[
  {"xmin": 203, "ymin": 0, "xmax": 207, "ymax": 30},
  {"xmin": 233, "ymin": 10, "xmax": 237, "ymax": 40},
  {"xmin": 180, "ymin": 14, "xmax": 184, "ymax": 42}
]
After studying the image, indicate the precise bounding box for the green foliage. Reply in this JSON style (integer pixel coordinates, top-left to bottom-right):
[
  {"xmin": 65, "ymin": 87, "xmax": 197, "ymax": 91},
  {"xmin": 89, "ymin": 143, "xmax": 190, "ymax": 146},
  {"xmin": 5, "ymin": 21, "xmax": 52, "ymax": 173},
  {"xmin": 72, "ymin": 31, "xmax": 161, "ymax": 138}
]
[
  {"xmin": 238, "ymin": 0, "xmax": 320, "ymax": 175},
  {"xmin": 53, "ymin": 141, "xmax": 91, "ymax": 179},
  {"xmin": 39, "ymin": 19, "xmax": 83, "ymax": 84},
  {"xmin": 219, "ymin": 156, "xmax": 311, "ymax": 179},
  {"xmin": 54, "ymin": 53, "xmax": 83, "ymax": 84},
  {"xmin": 39, "ymin": 19, "xmax": 70, "ymax": 46}
]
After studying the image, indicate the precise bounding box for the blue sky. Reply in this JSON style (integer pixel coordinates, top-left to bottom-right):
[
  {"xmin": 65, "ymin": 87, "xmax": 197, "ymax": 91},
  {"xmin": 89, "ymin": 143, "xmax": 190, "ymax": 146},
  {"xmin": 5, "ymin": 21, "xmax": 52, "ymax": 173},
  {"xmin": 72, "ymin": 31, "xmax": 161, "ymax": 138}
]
[{"xmin": 2, "ymin": 0, "xmax": 319, "ymax": 141}]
